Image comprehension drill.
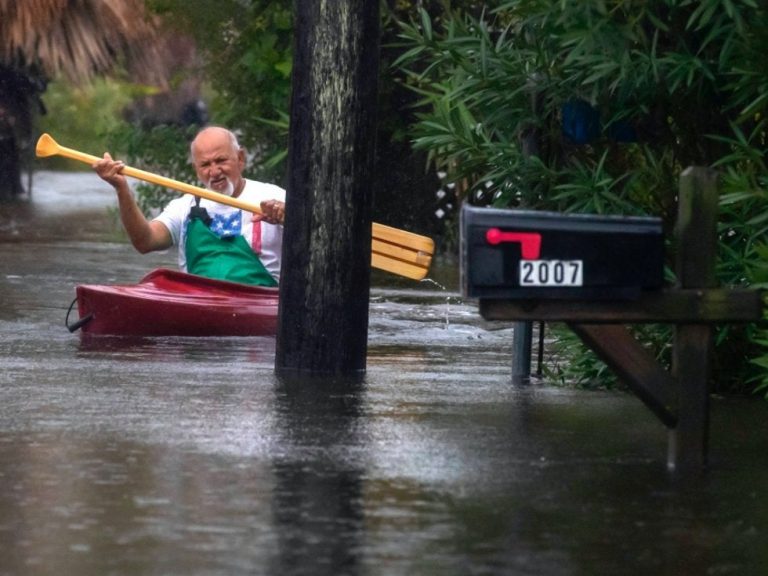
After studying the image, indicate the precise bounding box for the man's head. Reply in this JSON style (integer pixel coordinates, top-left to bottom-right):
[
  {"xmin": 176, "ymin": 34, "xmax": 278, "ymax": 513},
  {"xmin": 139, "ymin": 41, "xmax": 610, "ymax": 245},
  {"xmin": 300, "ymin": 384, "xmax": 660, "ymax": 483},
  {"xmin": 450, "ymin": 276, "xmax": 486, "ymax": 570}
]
[{"xmin": 190, "ymin": 127, "xmax": 246, "ymax": 197}]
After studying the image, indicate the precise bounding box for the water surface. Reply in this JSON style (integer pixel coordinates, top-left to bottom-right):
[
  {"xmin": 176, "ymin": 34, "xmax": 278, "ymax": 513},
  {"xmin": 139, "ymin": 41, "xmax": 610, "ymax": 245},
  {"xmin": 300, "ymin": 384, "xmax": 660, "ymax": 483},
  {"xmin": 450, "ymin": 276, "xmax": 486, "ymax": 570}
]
[{"xmin": 0, "ymin": 172, "xmax": 766, "ymax": 575}]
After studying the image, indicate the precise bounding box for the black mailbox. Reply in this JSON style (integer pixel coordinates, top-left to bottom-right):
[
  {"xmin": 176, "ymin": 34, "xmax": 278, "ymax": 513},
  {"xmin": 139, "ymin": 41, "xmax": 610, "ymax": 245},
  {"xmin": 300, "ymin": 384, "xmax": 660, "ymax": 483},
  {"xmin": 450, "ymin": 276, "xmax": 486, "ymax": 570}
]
[{"xmin": 461, "ymin": 204, "xmax": 665, "ymax": 300}]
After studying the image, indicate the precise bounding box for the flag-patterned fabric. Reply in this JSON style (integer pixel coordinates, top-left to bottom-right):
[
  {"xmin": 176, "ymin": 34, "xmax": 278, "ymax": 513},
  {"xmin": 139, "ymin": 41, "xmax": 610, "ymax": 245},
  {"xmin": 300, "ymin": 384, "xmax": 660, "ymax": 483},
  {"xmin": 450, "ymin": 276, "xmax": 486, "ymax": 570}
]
[{"xmin": 209, "ymin": 211, "xmax": 242, "ymax": 238}]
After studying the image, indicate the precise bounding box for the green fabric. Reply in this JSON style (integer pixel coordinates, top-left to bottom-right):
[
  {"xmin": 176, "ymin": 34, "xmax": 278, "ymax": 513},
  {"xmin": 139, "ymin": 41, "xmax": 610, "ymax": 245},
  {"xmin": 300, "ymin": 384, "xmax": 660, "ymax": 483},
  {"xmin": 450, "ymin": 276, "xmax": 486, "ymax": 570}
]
[{"xmin": 185, "ymin": 218, "xmax": 278, "ymax": 287}]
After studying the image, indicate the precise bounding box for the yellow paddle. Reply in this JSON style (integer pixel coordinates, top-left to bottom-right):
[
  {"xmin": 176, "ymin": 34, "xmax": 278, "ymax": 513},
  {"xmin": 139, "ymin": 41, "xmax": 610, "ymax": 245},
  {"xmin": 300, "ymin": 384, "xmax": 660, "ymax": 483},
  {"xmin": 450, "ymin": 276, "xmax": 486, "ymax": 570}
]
[{"xmin": 36, "ymin": 133, "xmax": 434, "ymax": 280}]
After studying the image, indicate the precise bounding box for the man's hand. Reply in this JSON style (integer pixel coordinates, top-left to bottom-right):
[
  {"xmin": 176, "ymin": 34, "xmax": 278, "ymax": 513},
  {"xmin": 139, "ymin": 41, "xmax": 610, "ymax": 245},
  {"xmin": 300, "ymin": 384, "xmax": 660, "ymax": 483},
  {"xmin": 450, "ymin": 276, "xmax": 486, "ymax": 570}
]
[
  {"xmin": 92, "ymin": 153, "xmax": 127, "ymax": 189},
  {"xmin": 253, "ymin": 199, "xmax": 285, "ymax": 225}
]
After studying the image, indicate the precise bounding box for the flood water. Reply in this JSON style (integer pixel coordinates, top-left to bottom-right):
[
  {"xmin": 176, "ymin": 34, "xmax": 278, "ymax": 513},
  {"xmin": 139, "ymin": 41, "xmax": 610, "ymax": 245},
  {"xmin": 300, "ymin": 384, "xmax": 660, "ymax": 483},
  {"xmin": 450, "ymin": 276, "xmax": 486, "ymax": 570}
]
[{"xmin": 1, "ymin": 171, "xmax": 767, "ymax": 575}]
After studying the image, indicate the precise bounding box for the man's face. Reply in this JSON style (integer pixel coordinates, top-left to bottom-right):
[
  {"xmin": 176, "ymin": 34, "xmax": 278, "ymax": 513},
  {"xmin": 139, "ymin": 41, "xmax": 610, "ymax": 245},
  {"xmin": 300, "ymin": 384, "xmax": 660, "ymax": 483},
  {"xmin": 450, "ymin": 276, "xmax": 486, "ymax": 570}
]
[{"xmin": 192, "ymin": 131, "xmax": 245, "ymax": 196}]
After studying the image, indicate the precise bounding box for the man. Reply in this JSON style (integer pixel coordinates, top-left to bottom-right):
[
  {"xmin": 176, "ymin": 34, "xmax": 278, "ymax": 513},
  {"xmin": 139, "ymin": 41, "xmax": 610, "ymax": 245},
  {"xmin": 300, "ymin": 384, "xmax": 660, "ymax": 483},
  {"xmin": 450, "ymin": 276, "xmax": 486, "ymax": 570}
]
[{"xmin": 93, "ymin": 126, "xmax": 285, "ymax": 286}]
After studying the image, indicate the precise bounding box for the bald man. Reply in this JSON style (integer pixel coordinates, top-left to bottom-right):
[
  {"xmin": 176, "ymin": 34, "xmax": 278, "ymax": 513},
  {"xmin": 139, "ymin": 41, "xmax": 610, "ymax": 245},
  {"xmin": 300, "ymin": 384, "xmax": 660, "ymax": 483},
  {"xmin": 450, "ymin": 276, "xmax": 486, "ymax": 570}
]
[{"xmin": 93, "ymin": 126, "xmax": 285, "ymax": 286}]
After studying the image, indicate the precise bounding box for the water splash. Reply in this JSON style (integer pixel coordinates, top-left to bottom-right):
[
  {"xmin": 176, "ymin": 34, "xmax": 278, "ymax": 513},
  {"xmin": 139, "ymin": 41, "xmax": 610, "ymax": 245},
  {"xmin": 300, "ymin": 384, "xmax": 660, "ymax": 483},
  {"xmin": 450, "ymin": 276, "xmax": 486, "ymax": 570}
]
[
  {"xmin": 420, "ymin": 278, "xmax": 452, "ymax": 328},
  {"xmin": 419, "ymin": 278, "xmax": 447, "ymax": 291}
]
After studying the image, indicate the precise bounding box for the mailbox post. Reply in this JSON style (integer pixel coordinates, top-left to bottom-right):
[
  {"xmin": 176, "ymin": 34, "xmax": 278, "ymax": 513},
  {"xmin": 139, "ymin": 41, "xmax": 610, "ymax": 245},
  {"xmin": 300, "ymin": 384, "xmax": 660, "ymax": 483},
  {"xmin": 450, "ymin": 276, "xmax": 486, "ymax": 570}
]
[{"xmin": 461, "ymin": 167, "xmax": 763, "ymax": 472}]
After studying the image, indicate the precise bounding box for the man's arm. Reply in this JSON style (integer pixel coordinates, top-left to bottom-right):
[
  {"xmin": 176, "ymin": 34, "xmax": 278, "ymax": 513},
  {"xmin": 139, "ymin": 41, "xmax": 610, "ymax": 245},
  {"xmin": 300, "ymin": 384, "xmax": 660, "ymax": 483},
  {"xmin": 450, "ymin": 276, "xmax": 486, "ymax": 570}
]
[{"xmin": 93, "ymin": 153, "xmax": 173, "ymax": 253}]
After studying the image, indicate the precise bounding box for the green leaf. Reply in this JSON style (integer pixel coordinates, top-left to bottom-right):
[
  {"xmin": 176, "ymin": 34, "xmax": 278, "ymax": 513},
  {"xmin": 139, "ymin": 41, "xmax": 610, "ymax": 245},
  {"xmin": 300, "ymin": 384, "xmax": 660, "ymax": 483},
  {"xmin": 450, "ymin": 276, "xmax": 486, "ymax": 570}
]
[{"xmin": 419, "ymin": 8, "xmax": 433, "ymax": 43}]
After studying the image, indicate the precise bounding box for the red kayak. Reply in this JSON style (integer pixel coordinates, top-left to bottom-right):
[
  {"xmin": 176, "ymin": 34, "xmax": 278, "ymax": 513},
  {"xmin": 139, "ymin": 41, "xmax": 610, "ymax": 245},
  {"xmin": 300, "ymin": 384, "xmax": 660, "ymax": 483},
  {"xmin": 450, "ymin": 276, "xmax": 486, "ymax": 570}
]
[{"xmin": 68, "ymin": 268, "xmax": 279, "ymax": 337}]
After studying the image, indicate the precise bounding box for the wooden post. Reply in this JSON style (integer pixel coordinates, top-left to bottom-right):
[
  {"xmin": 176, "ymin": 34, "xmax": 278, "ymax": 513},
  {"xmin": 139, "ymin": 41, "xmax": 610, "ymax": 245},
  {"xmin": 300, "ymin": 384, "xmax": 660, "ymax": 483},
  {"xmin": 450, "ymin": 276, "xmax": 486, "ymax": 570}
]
[
  {"xmin": 511, "ymin": 321, "xmax": 532, "ymax": 383},
  {"xmin": 667, "ymin": 167, "xmax": 719, "ymax": 472},
  {"xmin": 511, "ymin": 86, "xmax": 543, "ymax": 383},
  {"xmin": 276, "ymin": 0, "xmax": 380, "ymax": 378}
]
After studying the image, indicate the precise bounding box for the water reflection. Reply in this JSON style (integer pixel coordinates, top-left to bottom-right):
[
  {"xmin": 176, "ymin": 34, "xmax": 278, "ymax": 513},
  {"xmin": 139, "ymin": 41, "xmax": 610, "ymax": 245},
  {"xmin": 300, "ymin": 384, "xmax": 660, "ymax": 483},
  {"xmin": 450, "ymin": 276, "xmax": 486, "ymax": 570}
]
[
  {"xmin": 76, "ymin": 334, "xmax": 277, "ymax": 366},
  {"xmin": 271, "ymin": 378, "xmax": 365, "ymax": 575}
]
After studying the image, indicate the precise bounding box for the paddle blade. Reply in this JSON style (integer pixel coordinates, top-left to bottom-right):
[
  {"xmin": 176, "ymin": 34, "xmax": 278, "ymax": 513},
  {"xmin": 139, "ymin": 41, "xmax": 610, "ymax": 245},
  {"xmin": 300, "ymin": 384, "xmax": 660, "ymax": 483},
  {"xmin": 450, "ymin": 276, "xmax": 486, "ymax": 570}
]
[
  {"xmin": 371, "ymin": 252, "xmax": 431, "ymax": 280},
  {"xmin": 35, "ymin": 133, "xmax": 60, "ymax": 158},
  {"xmin": 371, "ymin": 238, "xmax": 433, "ymax": 280},
  {"xmin": 369, "ymin": 223, "xmax": 434, "ymax": 279},
  {"xmin": 372, "ymin": 222, "xmax": 434, "ymax": 256}
]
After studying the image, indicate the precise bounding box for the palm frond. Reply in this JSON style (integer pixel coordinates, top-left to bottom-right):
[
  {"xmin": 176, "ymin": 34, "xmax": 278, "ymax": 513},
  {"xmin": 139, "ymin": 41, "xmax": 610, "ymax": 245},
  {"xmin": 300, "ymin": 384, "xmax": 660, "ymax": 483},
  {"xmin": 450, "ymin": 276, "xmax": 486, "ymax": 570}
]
[{"xmin": 0, "ymin": 0, "xmax": 164, "ymax": 83}]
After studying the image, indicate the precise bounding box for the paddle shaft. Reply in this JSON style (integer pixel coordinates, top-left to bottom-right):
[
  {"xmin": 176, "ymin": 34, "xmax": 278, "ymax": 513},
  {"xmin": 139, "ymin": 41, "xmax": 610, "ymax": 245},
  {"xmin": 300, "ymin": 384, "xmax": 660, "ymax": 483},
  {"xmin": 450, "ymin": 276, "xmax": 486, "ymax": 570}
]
[
  {"xmin": 53, "ymin": 143, "xmax": 266, "ymax": 215},
  {"xmin": 52, "ymin": 142, "xmax": 435, "ymax": 248}
]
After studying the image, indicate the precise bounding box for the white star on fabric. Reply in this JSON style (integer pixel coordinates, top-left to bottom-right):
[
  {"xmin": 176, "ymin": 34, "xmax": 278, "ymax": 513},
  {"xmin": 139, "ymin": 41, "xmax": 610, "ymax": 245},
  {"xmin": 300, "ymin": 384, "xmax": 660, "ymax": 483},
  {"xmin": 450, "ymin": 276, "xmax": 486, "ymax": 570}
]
[{"xmin": 209, "ymin": 211, "xmax": 242, "ymax": 238}]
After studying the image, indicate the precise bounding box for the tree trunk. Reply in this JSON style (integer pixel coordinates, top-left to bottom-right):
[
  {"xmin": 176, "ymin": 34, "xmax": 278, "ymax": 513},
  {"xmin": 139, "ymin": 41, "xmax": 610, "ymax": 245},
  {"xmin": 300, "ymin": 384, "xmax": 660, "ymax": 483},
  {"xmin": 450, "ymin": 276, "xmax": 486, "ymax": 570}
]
[
  {"xmin": 0, "ymin": 67, "xmax": 41, "ymax": 201},
  {"xmin": 0, "ymin": 134, "xmax": 24, "ymax": 201},
  {"xmin": 275, "ymin": 0, "xmax": 380, "ymax": 378}
]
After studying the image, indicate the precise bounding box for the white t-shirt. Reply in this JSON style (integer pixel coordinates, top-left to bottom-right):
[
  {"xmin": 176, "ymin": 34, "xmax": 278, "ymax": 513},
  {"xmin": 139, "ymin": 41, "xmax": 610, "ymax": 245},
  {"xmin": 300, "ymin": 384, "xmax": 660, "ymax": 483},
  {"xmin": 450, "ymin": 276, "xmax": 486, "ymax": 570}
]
[{"xmin": 153, "ymin": 179, "xmax": 285, "ymax": 282}]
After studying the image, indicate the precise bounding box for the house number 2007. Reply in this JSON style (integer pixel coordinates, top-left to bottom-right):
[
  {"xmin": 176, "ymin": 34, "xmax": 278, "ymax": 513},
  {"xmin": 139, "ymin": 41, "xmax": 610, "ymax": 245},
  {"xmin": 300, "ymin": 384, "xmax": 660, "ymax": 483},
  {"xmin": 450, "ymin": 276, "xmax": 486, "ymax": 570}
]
[{"xmin": 519, "ymin": 260, "xmax": 583, "ymax": 287}]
